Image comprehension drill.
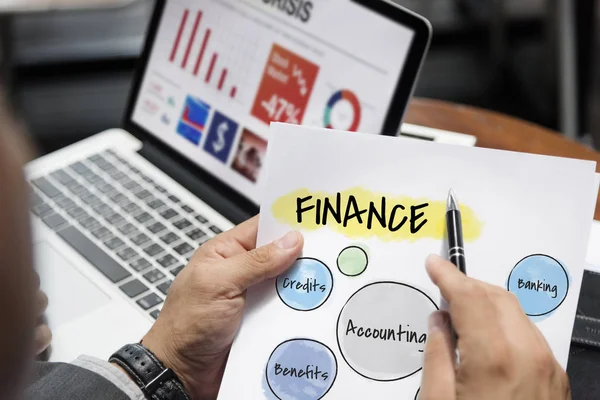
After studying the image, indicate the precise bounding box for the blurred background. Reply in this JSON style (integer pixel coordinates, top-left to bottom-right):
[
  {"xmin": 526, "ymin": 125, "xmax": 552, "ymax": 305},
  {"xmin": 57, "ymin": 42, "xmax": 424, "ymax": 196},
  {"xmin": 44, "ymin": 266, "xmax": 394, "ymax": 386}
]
[{"xmin": 1, "ymin": 0, "xmax": 598, "ymax": 154}]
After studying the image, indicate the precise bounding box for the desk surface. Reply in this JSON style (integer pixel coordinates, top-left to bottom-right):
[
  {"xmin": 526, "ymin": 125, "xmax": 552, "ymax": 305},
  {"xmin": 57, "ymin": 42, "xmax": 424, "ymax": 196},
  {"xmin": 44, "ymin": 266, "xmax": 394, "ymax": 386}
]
[{"xmin": 405, "ymin": 98, "xmax": 600, "ymax": 221}]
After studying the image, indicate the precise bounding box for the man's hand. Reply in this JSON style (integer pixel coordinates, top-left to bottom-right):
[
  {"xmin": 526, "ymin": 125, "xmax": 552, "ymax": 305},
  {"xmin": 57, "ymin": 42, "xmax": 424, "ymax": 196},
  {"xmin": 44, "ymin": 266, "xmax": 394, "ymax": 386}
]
[
  {"xmin": 142, "ymin": 216, "xmax": 303, "ymax": 400},
  {"xmin": 420, "ymin": 254, "xmax": 571, "ymax": 400}
]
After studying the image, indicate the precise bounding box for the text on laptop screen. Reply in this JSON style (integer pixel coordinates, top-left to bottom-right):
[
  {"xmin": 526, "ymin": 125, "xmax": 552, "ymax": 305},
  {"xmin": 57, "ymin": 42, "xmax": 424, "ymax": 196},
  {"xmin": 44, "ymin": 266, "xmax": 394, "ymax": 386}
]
[{"xmin": 132, "ymin": 0, "xmax": 416, "ymax": 204}]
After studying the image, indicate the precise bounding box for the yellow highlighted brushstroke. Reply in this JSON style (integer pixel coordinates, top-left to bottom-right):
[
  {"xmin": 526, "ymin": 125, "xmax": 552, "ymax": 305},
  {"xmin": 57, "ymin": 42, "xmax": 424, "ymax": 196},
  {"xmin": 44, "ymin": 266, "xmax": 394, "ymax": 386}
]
[{"xmin": 271, "ymin": 187, "xmax": 483, "ymax": 242}]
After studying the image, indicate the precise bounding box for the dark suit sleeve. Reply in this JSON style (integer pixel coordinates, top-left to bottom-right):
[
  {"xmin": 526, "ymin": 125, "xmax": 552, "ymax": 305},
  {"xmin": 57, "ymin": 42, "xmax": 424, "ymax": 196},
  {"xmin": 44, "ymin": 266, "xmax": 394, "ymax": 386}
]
[{"xmin": 25, "ymin": 360, "xmax": 138, "ymax": 400}]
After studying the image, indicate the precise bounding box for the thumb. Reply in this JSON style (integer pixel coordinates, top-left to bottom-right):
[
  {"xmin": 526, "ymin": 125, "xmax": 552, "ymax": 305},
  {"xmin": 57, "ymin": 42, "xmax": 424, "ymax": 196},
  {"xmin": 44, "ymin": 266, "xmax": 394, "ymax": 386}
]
[
  {"xmin": 224, "ymin": 231, "xmax": 304, "ymax": 292},
  {"xmin": 420, "ymin": 311, "xmax": 456, "ymax": 400}
]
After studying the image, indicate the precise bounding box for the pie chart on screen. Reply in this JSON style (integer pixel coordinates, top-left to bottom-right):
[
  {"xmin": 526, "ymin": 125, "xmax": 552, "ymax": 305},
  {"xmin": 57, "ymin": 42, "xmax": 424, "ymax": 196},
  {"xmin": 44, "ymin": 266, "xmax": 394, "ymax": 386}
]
[{"xmin": 324, "ymin": 89, "xmax": 362, "ymax": 132}]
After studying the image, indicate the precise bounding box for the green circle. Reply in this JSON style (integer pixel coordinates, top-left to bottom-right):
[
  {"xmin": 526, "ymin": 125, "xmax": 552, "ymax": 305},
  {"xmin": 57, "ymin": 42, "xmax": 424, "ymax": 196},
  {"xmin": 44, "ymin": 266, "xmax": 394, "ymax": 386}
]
[{"xmin": 337, "ymin": 246, "xmax": 368, "ymax": 277}]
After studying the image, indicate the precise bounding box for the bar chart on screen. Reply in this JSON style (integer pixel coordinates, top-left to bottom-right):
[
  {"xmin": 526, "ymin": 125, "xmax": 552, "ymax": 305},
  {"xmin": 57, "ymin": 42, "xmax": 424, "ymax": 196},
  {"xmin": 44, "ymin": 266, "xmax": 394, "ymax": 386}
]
[{"xmin": 166, "ymin": 4, "xmax": 260, "ymax": 105}]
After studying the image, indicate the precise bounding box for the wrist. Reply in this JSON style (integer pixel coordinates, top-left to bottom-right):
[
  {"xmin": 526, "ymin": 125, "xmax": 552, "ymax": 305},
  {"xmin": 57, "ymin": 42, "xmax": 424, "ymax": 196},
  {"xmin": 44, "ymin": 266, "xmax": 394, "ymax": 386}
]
[
  {"xmin": 109, "ymin": 343, "xmax": 190, "ymax": 400},
  {"xmin": 142, "ymin": 330, "xmax": 225, "ymax": 400}
]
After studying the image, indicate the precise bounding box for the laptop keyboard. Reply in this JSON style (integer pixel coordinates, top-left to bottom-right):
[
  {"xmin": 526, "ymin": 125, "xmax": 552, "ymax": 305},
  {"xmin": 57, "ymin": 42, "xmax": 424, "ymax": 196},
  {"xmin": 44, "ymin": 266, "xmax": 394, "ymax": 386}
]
[{"xmin": 29, "ymin": 149, "xmax": 225, "ymax": 320}]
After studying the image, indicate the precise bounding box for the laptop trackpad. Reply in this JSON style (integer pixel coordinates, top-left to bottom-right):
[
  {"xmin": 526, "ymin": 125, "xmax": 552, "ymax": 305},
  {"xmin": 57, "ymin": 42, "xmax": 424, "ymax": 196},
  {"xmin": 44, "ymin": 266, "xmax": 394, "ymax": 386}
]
[{"xmin": 35, "ymin": 242, "xmax": 110, "ymax": 328}]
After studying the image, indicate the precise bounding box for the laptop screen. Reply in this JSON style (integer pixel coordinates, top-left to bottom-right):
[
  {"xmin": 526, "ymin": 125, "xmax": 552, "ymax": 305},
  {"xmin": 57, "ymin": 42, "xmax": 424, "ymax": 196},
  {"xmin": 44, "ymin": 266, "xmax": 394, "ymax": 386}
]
[{"xmin": 132, "ymin": 0, "xmax": 416, "ymax": 204}]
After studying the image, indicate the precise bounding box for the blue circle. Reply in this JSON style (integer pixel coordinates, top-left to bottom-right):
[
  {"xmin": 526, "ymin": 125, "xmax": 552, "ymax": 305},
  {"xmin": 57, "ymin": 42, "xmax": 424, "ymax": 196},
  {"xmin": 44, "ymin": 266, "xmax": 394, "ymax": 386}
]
[
  {"xmin": 507, "ymin": 254, "xmax": 569, "ymax": 316},
  {"xmin": 276, "ymin": 258, "xmax": 333, "ymax": 311},
  {"xmin": 266, "ymin": 339, "xmax": 337, "ymax": 400}
]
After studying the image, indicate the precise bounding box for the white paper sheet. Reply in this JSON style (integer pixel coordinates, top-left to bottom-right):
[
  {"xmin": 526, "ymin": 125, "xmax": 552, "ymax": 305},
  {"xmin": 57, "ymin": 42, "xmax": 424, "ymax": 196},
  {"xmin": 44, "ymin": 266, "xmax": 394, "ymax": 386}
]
[{"xmin": 217, "ymin": 124, "xmax": 598, "ymax": 400}]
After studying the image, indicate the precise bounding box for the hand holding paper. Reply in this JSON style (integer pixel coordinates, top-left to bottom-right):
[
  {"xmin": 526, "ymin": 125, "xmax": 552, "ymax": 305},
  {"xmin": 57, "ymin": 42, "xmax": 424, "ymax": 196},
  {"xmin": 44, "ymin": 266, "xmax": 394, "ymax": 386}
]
[{"xmin": 218, "ymin": 123, "xmax": 597, "ymax": 399}]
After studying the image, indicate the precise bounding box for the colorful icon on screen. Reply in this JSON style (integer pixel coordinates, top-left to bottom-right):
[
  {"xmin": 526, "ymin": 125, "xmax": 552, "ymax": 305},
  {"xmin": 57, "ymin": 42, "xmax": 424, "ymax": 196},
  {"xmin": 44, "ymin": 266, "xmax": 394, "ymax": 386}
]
[
  {"xmin": 324, "ymin": 90, "xmax": 362, "ymax": 132},
  {"xmin": 177, "ymin": 96, "xmax": 211, "ymax": 145},
  {"xmin": 203, "ymin": 111, "xmax": 239, "ymax": 163}
]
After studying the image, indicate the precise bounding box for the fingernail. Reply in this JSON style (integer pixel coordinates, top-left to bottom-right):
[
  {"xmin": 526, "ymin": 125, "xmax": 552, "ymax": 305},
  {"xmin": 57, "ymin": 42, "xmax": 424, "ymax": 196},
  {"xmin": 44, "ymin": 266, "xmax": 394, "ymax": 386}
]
[
  {"xmin": 275, "ymin": 231, "xmax": 300, "ymax": 250},
  {"xmin": 428, "ymin": 311, "xmax": 447, "ymax": 333}
]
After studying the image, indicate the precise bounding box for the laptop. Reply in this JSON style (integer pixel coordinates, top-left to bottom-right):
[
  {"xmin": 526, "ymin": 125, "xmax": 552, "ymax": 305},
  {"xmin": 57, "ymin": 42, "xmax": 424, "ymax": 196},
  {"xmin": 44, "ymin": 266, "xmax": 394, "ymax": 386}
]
[{"xmin": 26, "ymin": 0, "xmax": 432, "ymax": 362}]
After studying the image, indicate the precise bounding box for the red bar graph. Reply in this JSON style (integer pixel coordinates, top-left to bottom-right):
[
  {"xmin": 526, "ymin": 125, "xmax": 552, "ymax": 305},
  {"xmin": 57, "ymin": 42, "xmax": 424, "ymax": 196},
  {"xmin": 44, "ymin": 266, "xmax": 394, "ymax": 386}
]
[
  {"xmin": 194, "ymin": 29, "xmax": 211, "ymax": 76},
  {"xmin": 181, "ymin": 11, "xmax": 202, "ymax": 69},
  {"xmin": 218, "ymin": 69, "xmax": 228, "ymax": 90},
  {"xmin": 205, "ymin": 53, "xmax": 218, "ymax": 83},
  {"xmin": 171, "ymin": 8, "xmax": 239, "ymax": 99},
  {"xmin": 170, "ymin": 9, "xmax": 189, "ymax": 62}
]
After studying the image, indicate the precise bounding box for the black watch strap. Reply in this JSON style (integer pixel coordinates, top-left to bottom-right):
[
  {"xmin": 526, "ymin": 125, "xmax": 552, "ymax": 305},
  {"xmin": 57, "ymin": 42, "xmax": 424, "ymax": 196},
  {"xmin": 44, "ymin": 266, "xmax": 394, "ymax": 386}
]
[{"xmin": 109, "ymin": 343, "xmax": 190, "ymax": 400}]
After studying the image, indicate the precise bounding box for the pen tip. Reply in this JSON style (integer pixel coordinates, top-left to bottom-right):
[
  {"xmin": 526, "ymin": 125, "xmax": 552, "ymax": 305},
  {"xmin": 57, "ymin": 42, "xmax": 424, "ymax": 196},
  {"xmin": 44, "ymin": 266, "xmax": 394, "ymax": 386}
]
[{"xmin": 447, "ymin": 189, "xmax": 459, "ymax": 211}]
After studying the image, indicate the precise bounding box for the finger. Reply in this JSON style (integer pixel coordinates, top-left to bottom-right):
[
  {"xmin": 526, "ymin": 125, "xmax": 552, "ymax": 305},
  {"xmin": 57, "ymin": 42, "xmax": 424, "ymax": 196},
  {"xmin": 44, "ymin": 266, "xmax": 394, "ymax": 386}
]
[
  {"xmin": 217, "ymin": 215, "xmax": 260, "ymax": 251},
  {"xmin": 36, "ymin": 290, "xmax": 48, "ymax": 316},
  {"xmin": 420, "ymin": 311, "xmax": 455, "ymax": 400},
  {"xmin": 223, "ymin": 230, "xmax": 303, "ymax": 291},
  {"xmin": 196, "ymin": 216, "xmax": 260, "ymax": 260},
  {"xmin": 425, "ymin": 254, "xmax": 469, "ymax": 304},
  {"xmin": 33, "ymin": 324, "xmax": 52, "ymax": 355},
  {"xmin": 426, "ymin": 254, "xmax": 502, "ymax": 341}
]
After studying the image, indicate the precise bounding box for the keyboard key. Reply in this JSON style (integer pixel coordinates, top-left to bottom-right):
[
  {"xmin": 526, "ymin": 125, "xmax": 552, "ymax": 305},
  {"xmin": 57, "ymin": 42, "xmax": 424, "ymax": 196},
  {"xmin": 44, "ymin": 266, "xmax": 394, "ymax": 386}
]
[
  {"xmin": 58, "ymin": 226, "xmax": 130, "ymax": 283},
  {"xmin": 81, "ymin": 194, "xmax": 100, "ymax": 205},
  {"xmin": 105, "ymin": 212, "xmax": 125, "ymax": 226},
  {"xmin": 148, "ymin": 199, "xmax": 165, "ymax": 210},
  {"xmin": 174, "ymin": 242, "xmax": 194, "ymax": 256},
  {"xmin": 42, "ymin": 213, "xmax": 68, "ymax": 230},
  {"xmin": 157, "ymin": 254, "xmax": 178, "ymax": 268},
  {"xmin": 103, "ymin": 236, "xmax": 125, "ymax": 250},
  {"xmin": 209, "ymin": 226, "xmax": 223, "ymax": 234},
  {"xmin": 141, "ymin": 175, "xmax": 153, "ymax": 183},
  {"xmin": 30, "ymin": 191, "xmax": 44, "ymax": 208},
  {"xmin": 91, "ymin": 226, "xmax": 111, "ymax": 239},
  {"xmin": 121, "ymin": 202, "xmax": 141, "ymax": 214},
  {"xmin": 88, "ymin": 154, "xmax": 104, "ymax": 163},
  {"xmin": 32, "ymin": 178, "xmax": 61, "ymax": 198},
  {"xmin": 135, "ymin": 190, "xmax": 151, "ymax": 200},
  {"xmin": 92, "ymin": 178, "xmax": 107, "ymax": 188},
  {"xmin": 118, "ymin": 223, "xmax": 137, "ymax": 235},
  {"xmin": 117, "ymin": 247, "xmax": 138, "ymax": 261},
  {"xmin": 154, "ymin": 185, "xmax": 167, "ymax": 193},
  {"xmin": 123, "ymin": 181, "xmax": 141, "ymax": 191},
  {"xmin": 160, "ymin": 232, "xmax": 180, "ymax": 245},
  {"xmin": 170, "ymin": 265, "xmax": 185, "ymax": 277},
  {"xmin": 131, "ymin": 233, "xmax": 151, "ymax": 246},
  {"xmin": 135, "ymin": 212, "xmax": 152, "ymax": 223},
  {"xmin": 173, "ymin": 219, "xmax": 192, "ymax": 230},
  {"xmin": 51, "ymin": 170, "xmax": 74, "ymax": 185},
  {"xmin": 186, "ymin": 228, "xmax": 207, "ymax": 241},
  {"xmin": 98, "ymin": 161, "xmax": 116, "ymax": 172},
  {"xmin": 92, "ymin": 202, "xmax": 111, "ymax": 215},
  {"xmin": 56, "ymin": 196, "xmax": 76, "ymax": 210},
  {"xmin": 31, "ymin": 203, "xmax": 53, "ymax": 217},
  {"xmin": 150, "ymin": 309, "xmax": 160, "ymax": 320},
  {"xmin": 144, "ymin": 243, "xmax": 164, "ymax": 257},
  {"xmin": 75, "ymin": 211, "xmax": 91, "ymax": 223},
  {"xmin": 137, "ymin": 293, "xmax": 163, "ymax": 310},
  {"xmin": 109, "ymin": 193, "xmax": 128, "ymax": 204},
  {"xmin": 168, "ymin": 195, "xmax": 180, "ymax": 203},
  {"xmin": 70, "ymin": 162, "xmax": 89, "ymax": 174},
  {"xmin": 97, "ymin": 183, "xmax": 115, "ymax": 194},
  {"xmin": 109, "ymin": 171, "xmax": 126, "ymax": 181},
  {"xmin": 194, "ymin": 214, "xmax": 208, "ymax": 224},
  {"xmin": 129, "ymin": 166, "xmax": 140, "ymax": 174},
  {"xmin": 120, "ymin": 279, "xmax": 148, "ymax": 298},
  {"xmin": 181, "ymin": 205, "xmax": 194, "ymax": 213},
  {"xmin": 148, "ymin": 222, "xmax": 166, "ymax": 234},
  {"xmin": 130, "ymin": 258, "xmax": 151, "ymax": 272},
  {"xmin": 75, "ymin": 188, "xmax": 91, "ymax": 199},
  {"xmin": 160, "ymin": 209, "xmax": 178, "ymax": 220},
  {"xmin": 83, "ymin": 172, "xmax": 101, "ymax": 184},
  {"xmin": 80, "ymin": 216, "xmax": 100, "ymax": 230},
  {"xmin": 157, "ymin": 280, "xmax": 172, "ymax": 295},
  {"xmin": 143, "ymin": 269, "xmax": 165, "ymax": 284}
]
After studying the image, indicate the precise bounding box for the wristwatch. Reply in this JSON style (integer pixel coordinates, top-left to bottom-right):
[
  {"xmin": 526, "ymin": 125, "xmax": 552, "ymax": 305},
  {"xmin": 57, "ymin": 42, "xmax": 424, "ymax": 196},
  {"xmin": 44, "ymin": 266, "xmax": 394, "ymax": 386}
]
[{"xmin": 109, "ymin": 343, "xmax": 190, "ymax": 400}]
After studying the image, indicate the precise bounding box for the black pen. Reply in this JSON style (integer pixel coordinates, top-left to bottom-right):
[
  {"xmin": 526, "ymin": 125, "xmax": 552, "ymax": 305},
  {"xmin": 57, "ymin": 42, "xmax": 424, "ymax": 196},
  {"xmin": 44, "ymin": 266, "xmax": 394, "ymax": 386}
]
[{"xmin": 446, "ymin": 189, "xmax": 466, "ymax": 274}]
